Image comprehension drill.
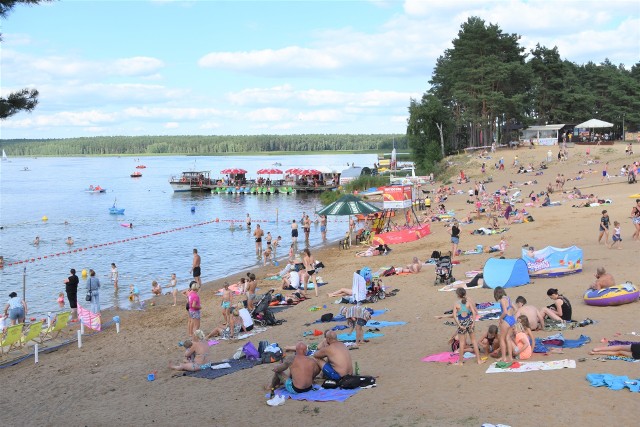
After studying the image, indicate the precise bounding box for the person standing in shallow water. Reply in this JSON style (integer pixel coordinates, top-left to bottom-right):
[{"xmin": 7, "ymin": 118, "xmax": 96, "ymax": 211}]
[
  {"xmin": 253, "ymin": 224, "xmax": 264, "ymax": 257},
  {"xmin": 291, "ymin": 219, "xmax": 299, "ymax": 247},
  {"xmin": 191, "ymin": 249, "xmax": 201, "ymax": 287},
  {"xmin": 320, "ymin": 215, "xmax": 327, "ymax": 241},
  {"xmin": 64, "ymin": 268, "xmax": 79, "ymax": 320}
]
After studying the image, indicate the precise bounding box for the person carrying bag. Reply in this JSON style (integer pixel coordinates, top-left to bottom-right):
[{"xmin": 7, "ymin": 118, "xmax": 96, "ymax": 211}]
[{"xmin": 86, "ymin": 269, "xmax": 101, "ymax": 314}]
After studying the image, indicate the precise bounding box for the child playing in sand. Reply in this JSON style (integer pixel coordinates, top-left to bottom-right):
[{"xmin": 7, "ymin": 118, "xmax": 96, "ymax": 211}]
[
  {"xmin": 57, "ymin": 292, "xmax": 65, "ymax": 308},
  {"xmin": 507, "ymin": 321, "xmax": 532, "ymax": 360},
  {"xmin": 495, "ymin": 286, "xmax": 516, "ymax": 362},
  {"xmin": 151, "ymin": 280, "xmax": 162, "ymax": 296},
  {"xmin": 479, "ymin": 325, "xmax": 500, "ymax": 357},
  {"xmin": 263, "ymin": 246, "xmax": 273, "ymax": 266},
  {"xmin": 221, "ymin": 282, "xmax": 232, "ymax": 325},
  {"xmin": 452, "ymin": 288, "xmax": 484, "ymax": 365},
  {"xmin": 608, "ymin": 221, "xmax": 622, "ymax": 249},
  {"xmin": 129, "ymin": 284, "xmax": 140, "ymax": 303},
  {"xmin": 516, "ymin": 315, "xmax": 535, "ymax": 350},
  {"xmin": 166, "ymin": 273, "xmax": 178, "ymax": 306},
  {"xmin": 182, "ymin": 339, "xmax": 194, "ymax": 363}
]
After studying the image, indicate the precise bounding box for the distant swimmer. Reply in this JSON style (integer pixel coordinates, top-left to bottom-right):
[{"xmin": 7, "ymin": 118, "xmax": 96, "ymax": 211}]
[
  {"xmin": 34, "ymin": 236, "xmax": 40, "ymax": 246},
  {"xmin": 66, "ymin": 236, "xmax": 74, "ymax": 245},
  {"xmin": 246, "ymin": 213, "xmax": 252, "ymax": 228}
]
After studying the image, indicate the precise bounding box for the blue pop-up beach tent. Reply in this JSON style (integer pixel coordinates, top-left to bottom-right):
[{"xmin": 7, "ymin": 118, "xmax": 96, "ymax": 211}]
[{"xmin": 482, "ymin": 258, "xmax": 530, "ymax": 289}]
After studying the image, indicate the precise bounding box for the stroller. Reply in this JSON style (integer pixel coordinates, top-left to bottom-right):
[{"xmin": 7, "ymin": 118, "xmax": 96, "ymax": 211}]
[
  {"xmin": 251, "ymin": 289, "xmax": 282, "ymax": 326},
  {"xmin": 364, "ymin": 277, "xmax": 386, "ymax": 303},
  {"xmin": 432, "ymin": 250, "xmax": 455, "ymax": 285}
]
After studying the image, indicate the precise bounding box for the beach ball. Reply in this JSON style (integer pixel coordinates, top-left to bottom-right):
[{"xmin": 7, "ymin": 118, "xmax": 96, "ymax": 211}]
[{"xmin": 42, "ymin": 216, "xmax": 48, "ymax": 222}]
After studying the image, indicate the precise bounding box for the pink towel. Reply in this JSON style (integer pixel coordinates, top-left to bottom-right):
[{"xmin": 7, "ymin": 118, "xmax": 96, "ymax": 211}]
[{"xmin": 421, "ymin": 352, "xmax": 460, "ymax": 363}]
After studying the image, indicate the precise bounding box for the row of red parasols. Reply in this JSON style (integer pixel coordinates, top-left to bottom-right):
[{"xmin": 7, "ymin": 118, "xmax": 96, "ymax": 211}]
[{"xmin": 221, "ymin": 168, "xmax": 322, "ymax": 175}]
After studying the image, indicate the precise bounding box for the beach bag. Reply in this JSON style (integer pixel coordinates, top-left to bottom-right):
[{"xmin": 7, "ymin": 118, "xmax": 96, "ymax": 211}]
[
  {"xmin": 338, "ymin": 375, "xmax": 376, "ymax": 389},
  {"xmin": 242, "ymin": 342, "xmax": 260, "ymax": 360},
  {"xmin": 322, "ymin": 379, "xmax": 338, "ymax": 389},
  {"xmin": 85, "ymin": 290, "xmax": 92, "ymax": 302},
  {"xmin": 320, "ymin": 313, "xmax": 334, "ymax": 322},
  {"xmin": 258, "ymin": 340, "xmax": 270, "ymax": 356},
  {"xmin": 261, "ymin": 348, "xmax": 283, "ymax": 364}
]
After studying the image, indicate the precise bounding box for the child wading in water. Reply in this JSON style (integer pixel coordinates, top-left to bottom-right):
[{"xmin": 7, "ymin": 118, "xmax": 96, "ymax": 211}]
[
  {"xmin": 452, "ymin": 288, "xmax": 484, "ymax": 365},
  {"xmin": 57, "ymin": 292, "xmax": 65, "ymax": 308}
]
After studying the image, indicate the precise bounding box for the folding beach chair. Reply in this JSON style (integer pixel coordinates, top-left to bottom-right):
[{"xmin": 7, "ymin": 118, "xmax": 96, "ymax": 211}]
[
  {"xmin": 0, "ymin": 324, "xmax": 24, "ymax": 357},
  {"xmin": 19, "ymin": 320, "xmax": 44, "ymax": 352},
  {"xmin": 41, "ymin": 311, "xmax": 71, "ymax": 341}
]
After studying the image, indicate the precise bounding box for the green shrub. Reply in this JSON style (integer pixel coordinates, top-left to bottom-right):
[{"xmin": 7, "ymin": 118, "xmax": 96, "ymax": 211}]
[
  {"xmin": 319, "ymin": 190, "xmax": 343, "ymax": 205},
  {"xmin": 343, "ymin": 175, "xmax": 389, "ymax": 193}
]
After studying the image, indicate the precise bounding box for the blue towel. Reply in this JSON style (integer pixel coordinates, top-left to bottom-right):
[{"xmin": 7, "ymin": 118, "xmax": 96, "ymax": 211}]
[
  {"xmin": 534, "ymin": 334, "xmax": 591, "ymax": 353},
  {"xmin": 337, "ymin": 332, "xmax": 383, "ymax": 341},
  {"xmin": 586, "ymin": 373, "xmax": 640, "ymax": 392},
  {"xmin": 365, "ymin": 320, "xmax": 407, "ymax": 328},
  {"xmin": 267, "ymin": 386, "xmax": 359, "ymax": 402}
]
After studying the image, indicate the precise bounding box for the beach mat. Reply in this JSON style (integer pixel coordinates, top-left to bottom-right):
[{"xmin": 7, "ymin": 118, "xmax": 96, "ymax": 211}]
[
  {"xmin": 185, "ymin": 358, "xmax": 260, "ymax": 380},
  {"xmin": 586, "ymin": 373, "xmax": 640, "ymax": 392},
  {"xmin": 485, "ymin": 359, "xmax": 575, "ymax": 373},
  {"xmin": 365, "ymin": 320, "xmax": 407, "ymax": 328},
  {"xmin": 337, "ymin": 331, "xmax": 383, "ymax": 341},
  {"xmin": 268, "ymin": 386, "xmax": 360, "ymax": 402},
  {"xmin": 220, "ymin": 327, "xmax": 268, "ymax": 341},
  {"xmin": 310, "ymin": 309, "xmax": 388, "ymax": 324},
  {"xmin": 422, "ymin": 352, "xmax": 475, "ymax": 363}
]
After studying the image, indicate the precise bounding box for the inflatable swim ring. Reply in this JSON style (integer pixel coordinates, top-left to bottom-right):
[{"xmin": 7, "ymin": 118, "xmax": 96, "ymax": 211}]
[{"xmin": 583, "ymin": 283, "xmax": 639, "ymax": 307}]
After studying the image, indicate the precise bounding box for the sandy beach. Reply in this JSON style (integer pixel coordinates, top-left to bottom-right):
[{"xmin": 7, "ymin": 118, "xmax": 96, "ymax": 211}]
[{"xmin": 1, "ymin": 144, "xmax": 639, "ymax": 427}]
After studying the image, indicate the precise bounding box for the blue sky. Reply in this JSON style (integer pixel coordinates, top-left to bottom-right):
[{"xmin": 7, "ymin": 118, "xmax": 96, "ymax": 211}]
[{"xmin": 2, "ymin": 0, "xmax": 638, "ymax": 139}]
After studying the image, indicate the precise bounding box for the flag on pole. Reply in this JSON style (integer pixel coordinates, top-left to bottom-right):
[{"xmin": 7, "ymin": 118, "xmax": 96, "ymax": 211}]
[{"xmin": 77, "ymin": 303, "xmax": 102, "ymax": 331}]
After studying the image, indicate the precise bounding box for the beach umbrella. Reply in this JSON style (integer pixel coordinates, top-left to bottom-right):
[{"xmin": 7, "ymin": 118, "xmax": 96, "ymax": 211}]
[
  {"xmin": 221, "ymin": 168, "xmax": 247, "ymax": 175},
  {"xmin": 575, "ymin": 119, "xmax": 614, "ymax": 129},
  {"xmin": 317, "ymin": 194, "xmax": 382, "ymax": 245},
  {"xmin": 299, "ymin": 168, "xmax": 322, "ymax": 176},
  {"xmin": 285, "ymin": 168, "xmax": 301, "ymax": 174},
  {"xmin": 257, "ymin": 168, "xmax": 283, "ymax": 175}
]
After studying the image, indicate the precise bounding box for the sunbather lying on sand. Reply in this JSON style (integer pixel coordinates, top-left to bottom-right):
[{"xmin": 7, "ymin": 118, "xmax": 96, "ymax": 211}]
[
  {"xmin": 397, "ymin": 257, "xmax": 422, "ymax": 274},
  {"xmin": 590, "ymin": 343, "xmax": 640, "ymax": 359}
]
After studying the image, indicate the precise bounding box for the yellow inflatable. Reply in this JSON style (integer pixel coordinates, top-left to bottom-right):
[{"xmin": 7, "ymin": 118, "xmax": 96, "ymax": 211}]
[
  {"xmin": 81, "ymin": 269, "xmax": 87, "ymax": 279},
  {"xmin": 628, "ymin": 194, "xmax": 640, "ymax": 198}
]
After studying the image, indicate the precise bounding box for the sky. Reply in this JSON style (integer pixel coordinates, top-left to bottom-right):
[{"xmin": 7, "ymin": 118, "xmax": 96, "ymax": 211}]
[{"xmin": 1, "ymin": 0, "xmax": 639, "ymax": 139}]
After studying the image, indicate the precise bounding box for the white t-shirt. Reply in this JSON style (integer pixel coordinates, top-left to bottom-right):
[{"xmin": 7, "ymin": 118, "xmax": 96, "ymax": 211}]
[
  {"xmin": 238, "ymin": 308, "xmax": 254, "ymax": 328},
  {"xmin": 289, "ymin": 271, "xmax": 301, "ymax": 289}
]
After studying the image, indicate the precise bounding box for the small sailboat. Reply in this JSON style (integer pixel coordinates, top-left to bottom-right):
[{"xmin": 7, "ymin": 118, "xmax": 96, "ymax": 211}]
[
  {"xmin": 109, "ymin": 199, "xmax": 125, "ymax": 215},
  {"xmin": 2, "ymin": 150, "xmax": 9, "ymax": 162},
  {"xmin": 131, "ymin": 171, "xmax": 142, "ymax": 178}
]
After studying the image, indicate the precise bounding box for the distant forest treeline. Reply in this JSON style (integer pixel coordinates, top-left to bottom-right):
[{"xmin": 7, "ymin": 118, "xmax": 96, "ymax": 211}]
[{"xmin": 0, "ymin": 134, "xmax": 408, "ymax": 156}]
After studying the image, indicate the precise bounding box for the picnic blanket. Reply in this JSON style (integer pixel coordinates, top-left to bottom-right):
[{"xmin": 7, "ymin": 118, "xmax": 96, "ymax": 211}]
[
  {"xmin": 268, "ymin": 386, "xmax": 360, "ymax": 402},
  {"xmin": 486, "ymin": 359, "xmax": 576, "ymax": 373},
  {"xmin": 185, "ymin": 358, "xmax": 260, "ymax": 379},
  {"xmin": 337, "ymin": 331, "xmax": 384, "ymax": 341},
  {"xmin": 586, "ymin": 373, "xmax": 640, "ymax": 392},
  {"xmin": 533, "ymin": 333, "xmax": 591, "ymax": 353}
]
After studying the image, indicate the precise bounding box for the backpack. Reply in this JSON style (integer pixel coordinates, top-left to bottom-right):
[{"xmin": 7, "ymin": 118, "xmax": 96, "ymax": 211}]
[
  {"xmin": 262, "ymin": 310, "xmax": 282, "ymax": 326},
  {"xmin": 320, "ymin": 313, "xmax": 334, "ymax": 322},
  {"xmin": 338, "ymin": 375, "xmax": 376, "ymax": 389},
  {"xmin": 431, "ymin": 250, "xmax": 441, "ymax": 259},
  {"xmin": 258, "ymin": 340, "xmax": 270, "ymax": 356},
  {"xmin": 261, "ymin": 350, "xmax": 283, "ymax": 364}
]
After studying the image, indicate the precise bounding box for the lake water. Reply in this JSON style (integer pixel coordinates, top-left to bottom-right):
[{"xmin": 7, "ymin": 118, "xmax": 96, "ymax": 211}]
[{"xmin": 0, "ymin": 154, "xmax": 377, "ymax": 316}]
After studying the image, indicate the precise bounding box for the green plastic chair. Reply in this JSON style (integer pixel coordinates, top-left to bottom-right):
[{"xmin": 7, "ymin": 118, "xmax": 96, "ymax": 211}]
[{"xmin": 0, "ymin": 324, "xmax": 23, "ymax": 356}]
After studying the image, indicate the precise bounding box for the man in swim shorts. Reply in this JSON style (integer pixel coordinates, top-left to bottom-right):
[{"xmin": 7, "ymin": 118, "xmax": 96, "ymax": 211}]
[
  {"xmin": 285, "ymin": 342, "xmax": 320, "ymax": 394},
  {"xmin": 320, "ymin": 215, "xmax": 327, "ymax": 241},
  {"xmin": 312, "ymin": 331, "xmax": 352, "ymax": 381},
  {"xmin": 191, "ymin": 248, "xmax": 201, "ymax": 287},
  {"xmin": 253, "ymin": 224, "xmax": 264, "ymax": 257}
]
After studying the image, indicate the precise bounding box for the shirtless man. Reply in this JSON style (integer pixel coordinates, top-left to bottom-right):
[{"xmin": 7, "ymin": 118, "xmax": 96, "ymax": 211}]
[
  {"xmin": 589, "ymin": 267, "xmax": 615, "ymax": 290},
  {"xmin": 312, "ymin": 330, "xmax": 353, "ymax": 381},
  {"xmin": 253, "ymin": 224, "xmax": 264, "ymax": 257},
  {"xmin": 191, "ymin": 248, "xmax": 201, "ymax": 287},
  {"xmin": 285, "ymin": 342, "xmax": 320, "ymax": 394},
  {"xmin": 66, "ymin": 236, "xmax": 74, "ymax": 245},
  {"xmin": 514, "ymin": 296, "xmax": 544, "ymax": 331},
  {"xmin": 291, "ymin": 220, "xmax": 299, "ymax": 246},
  {"xmin": 303, "ymin": 215, "xmax": 311, "ymax": 242},
  {"xmin": 245, "ymin": 213, "xmax": 251, "ymax": 228},
  {"xmin": 245, "ymin": 273, "xmax": 258, "ymax": 311}
]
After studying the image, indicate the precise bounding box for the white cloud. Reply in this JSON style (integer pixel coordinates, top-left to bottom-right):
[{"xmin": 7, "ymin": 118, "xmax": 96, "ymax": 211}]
[
  {"xmin": 164, "ymin": 122, "xmax": 180, "ymax": 129},
  {"xmin": 3, "ymin": 110, "xmax": 118, "ymax": 128},
  {"xmin": 113, "ymin": 57, "xmax": 165, "ymax": 76}
]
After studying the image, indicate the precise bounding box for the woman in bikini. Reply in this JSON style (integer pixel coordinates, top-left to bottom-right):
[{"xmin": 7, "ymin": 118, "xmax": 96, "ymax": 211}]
[
  {"xmin": 494, "ymin": 286, "xmax": 516, "ymax": 362},
  {"xmin": 169, "ymin": 329, "xmax": 211, "ymax": 371},
  {"xmin": 631, "ymin": 199, "xmax": 640, "ymax": 241},
  {"xmin": 302, "ymin": 248, "xmax": 318, "ymax": 297}
]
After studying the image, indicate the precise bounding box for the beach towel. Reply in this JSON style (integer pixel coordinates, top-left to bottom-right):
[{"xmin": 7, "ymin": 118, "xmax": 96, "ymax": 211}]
[
  {"xmin": 352, "ymin": 272, "xmax": 367, "ymax": 303},
  {"xmin": 310, "ymin": 309, "xmax": 388, "ymax": 324},
  {"xmin": 221, "ymin": 327, "xmax": 268, "ymax": 341},
  {"xmin": 422, "ymin": 352, "xmax": 475, "ymax": 363},
  {"xmin": 534, "ymin": 333, "xmax": 591, "ymax": 353},
  {"xmin": 586, "ymin": 373, "xmax": 640, "ymax": 392},
  {"xmin": 337, "ymin": 332, "xmax": 384, "ymax": 341},
  {"xmin": 438, "ymin": 281, "xmax": 483, "ymax": 292},
  {"xmin": 600, "ymin": 356, "xmax": 640, "ymax": 363},
  {"xmin": 365, "ymin": 320, "xmax": 407, "ymax": 328},
  {"xmin": 486, "ymin": 359, "xmax": 576, "ymax": 373},
  {"xmin": 185, "ymin": 358, "xmax": 260, "ymax": 380},
  {"xmin": 77, "ymin": 303, "xmax": 102, "ymax": 331},
  {"xmin": 268, "ymin": 386, "xmax": 360, "ymax": 402}
]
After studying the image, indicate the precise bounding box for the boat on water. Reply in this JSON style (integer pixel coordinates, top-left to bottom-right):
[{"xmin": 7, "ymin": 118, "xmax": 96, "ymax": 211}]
[
  {"xmin": 136, "ymin": 165, "xmax": 146, "ymax": 169},
  {"xmin": 169, "ymin": 170, "xmax": 214, "ymax": 192},
  {"xmin": 109, "ymin": 199, "xmax": 125, "ymax": 215},
  {"xmin": 85, "ymin": 185, "xmax": 106, "ymax": 193},
  {"xmin": 272, "ymin": 162, "xmax": 282, "ymax": 166},
  {"xmin": 131, "ymin": 171, "xmax": 142, "ymax": 178},
  {"xmin": 21, "ymin": 167, "xmax": 31, "ymax": 172},
  {"xmin": 2, "ymin": 149, "xmax": 9, "ymax": 162}
]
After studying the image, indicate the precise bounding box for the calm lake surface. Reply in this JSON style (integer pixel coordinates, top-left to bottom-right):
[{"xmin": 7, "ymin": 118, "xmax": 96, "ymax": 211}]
[{"xmin": 0, "ymin": 154, "xmax": 377, "ymax": 316}]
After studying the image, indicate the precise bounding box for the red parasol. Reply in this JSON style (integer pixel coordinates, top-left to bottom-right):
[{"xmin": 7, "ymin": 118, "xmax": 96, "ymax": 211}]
[
  {"xmin": 285, "ymin": 168, "xmax": 302, "ymax": 174},
  {"xmin": 299, "ymin": 169, "xmax": 321, "ymax": 176},
  {"xmin": 221, "ymin": 168, "xmax": 247, "ymax": 175},
  {"xmin": 257, "ymin": 168, "xmax": 283, "ymax": 175}
]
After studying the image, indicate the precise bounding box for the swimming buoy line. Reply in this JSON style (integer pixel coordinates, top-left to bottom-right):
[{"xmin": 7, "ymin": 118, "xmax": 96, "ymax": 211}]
[{"xmin": 1, "ymin": 216, "xmax": 353, "ymax": 268}]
